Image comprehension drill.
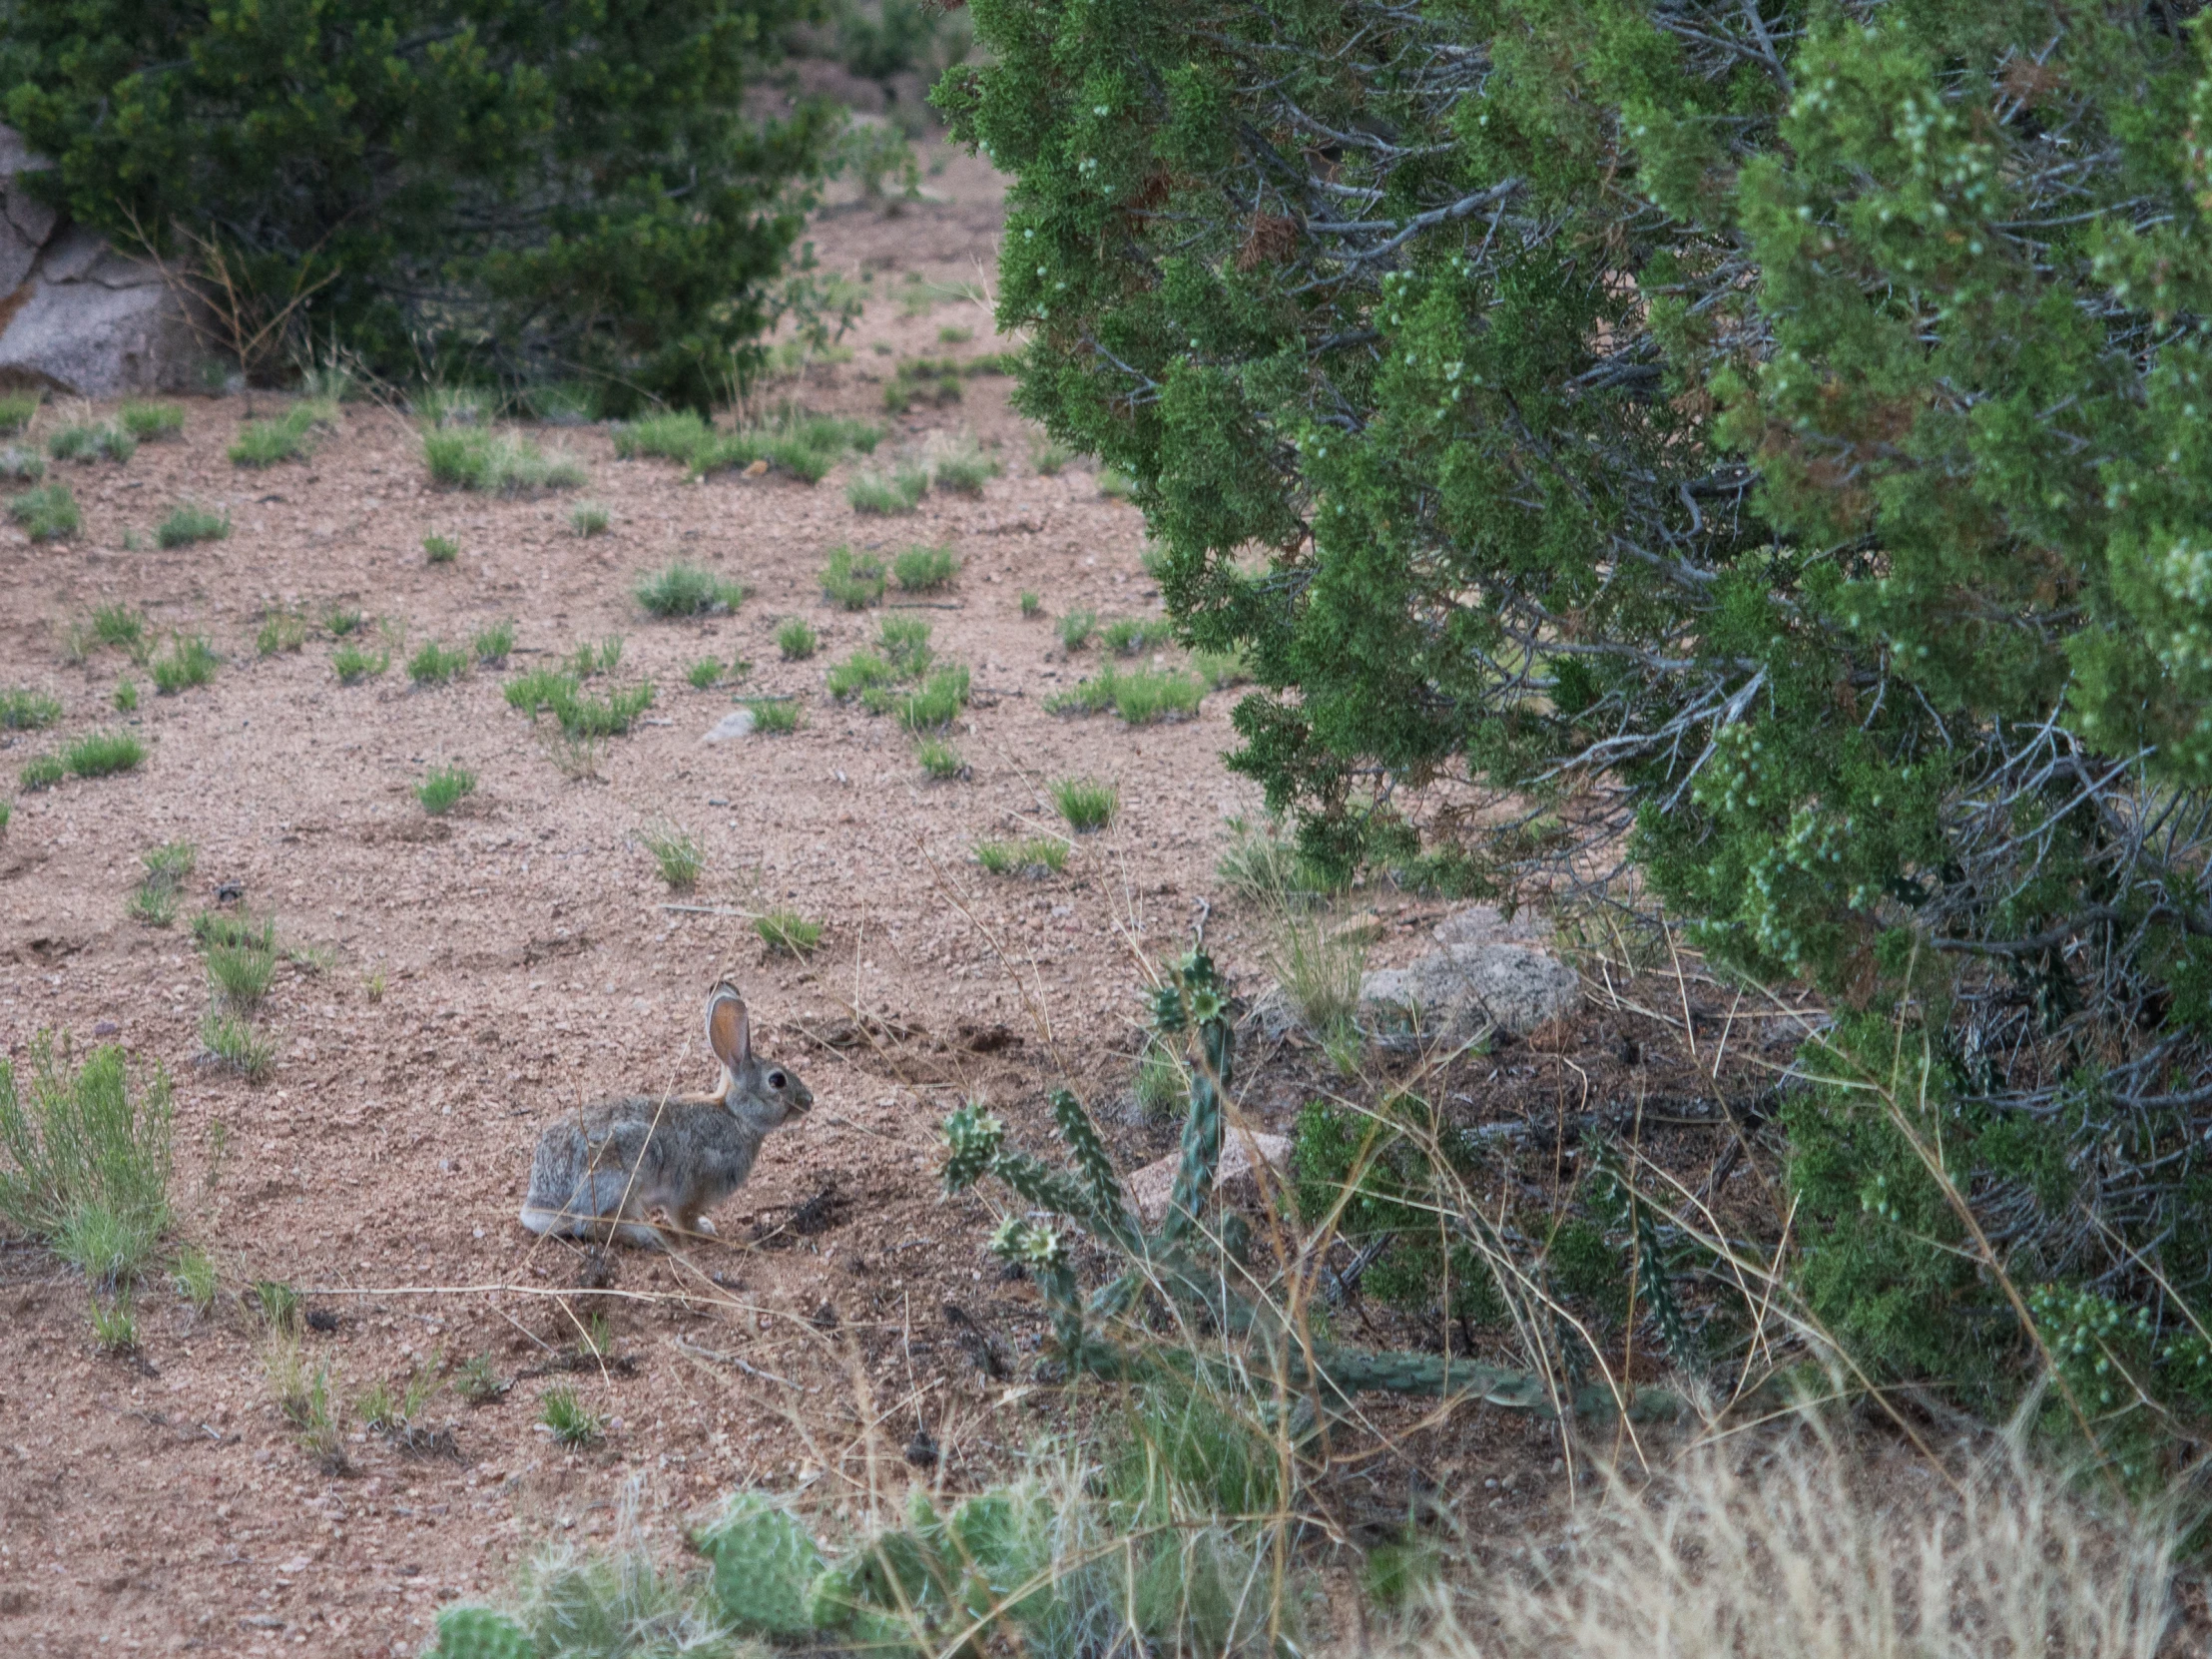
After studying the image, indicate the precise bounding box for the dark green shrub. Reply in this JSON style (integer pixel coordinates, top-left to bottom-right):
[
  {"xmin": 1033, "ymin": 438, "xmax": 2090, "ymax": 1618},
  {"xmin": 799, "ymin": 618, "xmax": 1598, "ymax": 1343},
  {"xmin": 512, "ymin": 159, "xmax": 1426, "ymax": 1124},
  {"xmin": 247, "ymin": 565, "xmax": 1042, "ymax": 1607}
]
[
  {"xmin": 5, "ymin": 0, "xmax": 834, "ymax": 405},
  {"xmin": 946, "ymin": 0, "xmax": 2212, "ymax": 1408}
]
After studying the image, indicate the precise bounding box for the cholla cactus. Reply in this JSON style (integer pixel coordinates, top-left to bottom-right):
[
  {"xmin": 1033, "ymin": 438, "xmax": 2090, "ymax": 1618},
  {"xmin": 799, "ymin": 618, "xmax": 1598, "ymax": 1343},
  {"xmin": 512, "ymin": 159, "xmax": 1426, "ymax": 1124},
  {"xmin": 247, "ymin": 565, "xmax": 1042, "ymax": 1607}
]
[{"xmin": 940, "ymin": 947, "xmax": 1658, "ymax": 1414}]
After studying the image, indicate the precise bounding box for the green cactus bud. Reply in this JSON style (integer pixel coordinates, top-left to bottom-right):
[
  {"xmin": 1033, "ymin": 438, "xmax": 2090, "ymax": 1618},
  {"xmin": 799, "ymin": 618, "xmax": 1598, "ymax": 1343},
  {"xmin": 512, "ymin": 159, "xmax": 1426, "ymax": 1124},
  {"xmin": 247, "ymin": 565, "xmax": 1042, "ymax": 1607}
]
[
  {"xmin": 696, "ymin": 1491, "xmax": 828, "ymax": 1637},
  {"xmin": 940, "ymin": 1101, "xmax": 1006, "ymax": 1191},
  {"xmin": 990, "ymin": 1217, "xmax": 1065, "ymax": 1268},
  {"xmin": 425, "ymin": 1605, "xmax": 533, "ymax": 1659}
]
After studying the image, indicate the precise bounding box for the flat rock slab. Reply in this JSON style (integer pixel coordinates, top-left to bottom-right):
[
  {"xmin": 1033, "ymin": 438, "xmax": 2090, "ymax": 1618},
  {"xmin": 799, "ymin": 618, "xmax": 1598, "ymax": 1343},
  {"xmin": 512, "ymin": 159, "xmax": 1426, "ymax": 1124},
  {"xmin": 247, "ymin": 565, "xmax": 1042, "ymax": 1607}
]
[
  {"xmin": 1126, "ymin": 1130, "xmax": 1290, "ymax": 1225},
  {"xmin": 701, "ymin": 708, "xmax": 757, "ymax": 743},
  {"xmin": 1359, "ymin": 941, "xmax": 1581, "ymax": 1049}
]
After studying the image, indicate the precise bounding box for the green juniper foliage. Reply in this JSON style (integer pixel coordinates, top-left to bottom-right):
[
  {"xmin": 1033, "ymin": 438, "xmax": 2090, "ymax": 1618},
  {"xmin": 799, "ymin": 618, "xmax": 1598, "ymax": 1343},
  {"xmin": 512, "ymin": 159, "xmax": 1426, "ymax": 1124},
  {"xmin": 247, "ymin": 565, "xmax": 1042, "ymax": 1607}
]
[
  {"xmin": 945, "ymin": 0, "xmax": 2212, "ymax": 1412},
  {"xmin": 4, "ymin": 0, "xmax": 834, "ymax": 407}
]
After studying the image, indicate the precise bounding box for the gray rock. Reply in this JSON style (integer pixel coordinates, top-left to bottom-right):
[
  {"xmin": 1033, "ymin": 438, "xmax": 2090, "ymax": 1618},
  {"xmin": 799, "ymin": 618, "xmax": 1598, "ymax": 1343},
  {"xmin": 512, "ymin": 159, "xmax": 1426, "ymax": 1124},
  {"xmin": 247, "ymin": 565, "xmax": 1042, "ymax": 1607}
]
[
  {"xmin": 1126, "ymin": 1131, "xmax": 1290, "ymax": 1225},
  {"xmin": 1358, "ymin": 942, "xmax": 1581, "ymax": 1049},
  {"xmin": 700, "ymin": 708, "xmax": 757, "ymax": 743},
  {"xmin": 1430, "ymin": 902, "xmax": 1544, "ymax": 948},
  {"xmin": 0, "ymin": 128, "xmax": 205, "ymax": 395}
]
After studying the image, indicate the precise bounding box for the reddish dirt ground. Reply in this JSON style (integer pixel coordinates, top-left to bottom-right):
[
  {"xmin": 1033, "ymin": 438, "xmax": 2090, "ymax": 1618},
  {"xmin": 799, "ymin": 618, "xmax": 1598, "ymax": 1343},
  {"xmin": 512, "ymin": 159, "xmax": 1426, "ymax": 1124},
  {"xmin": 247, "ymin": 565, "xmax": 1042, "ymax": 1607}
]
[{"xmin": 0, "ymin": 141, "xmax": 2062, "ymax": 1657}]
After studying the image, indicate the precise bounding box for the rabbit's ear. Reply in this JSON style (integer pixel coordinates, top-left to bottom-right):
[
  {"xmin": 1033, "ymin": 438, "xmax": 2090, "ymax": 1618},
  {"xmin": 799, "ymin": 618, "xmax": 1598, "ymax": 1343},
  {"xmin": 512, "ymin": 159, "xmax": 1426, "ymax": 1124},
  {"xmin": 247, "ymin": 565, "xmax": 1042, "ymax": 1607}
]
[{"xmin": 706, "ymin": 983, "xmax": 751, "ymax": 1074}]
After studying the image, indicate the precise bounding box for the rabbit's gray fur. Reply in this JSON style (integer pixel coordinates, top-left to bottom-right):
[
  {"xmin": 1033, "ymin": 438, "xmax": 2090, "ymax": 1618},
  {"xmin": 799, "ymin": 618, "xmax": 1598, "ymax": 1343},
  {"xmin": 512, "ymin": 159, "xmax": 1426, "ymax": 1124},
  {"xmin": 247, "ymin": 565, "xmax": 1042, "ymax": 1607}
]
[{"xmin": 519, "ymin": 982, "xmax": 811, "ymax": 1249}]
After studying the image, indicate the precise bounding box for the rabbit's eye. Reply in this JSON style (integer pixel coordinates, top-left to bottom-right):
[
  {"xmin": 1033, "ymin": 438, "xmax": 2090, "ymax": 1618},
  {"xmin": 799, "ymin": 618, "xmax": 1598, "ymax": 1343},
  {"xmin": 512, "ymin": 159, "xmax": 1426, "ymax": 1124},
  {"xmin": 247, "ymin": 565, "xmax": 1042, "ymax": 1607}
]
[{"xmin": 768, "ymin": 1071, "xmax": 787, "ymax": 1089}]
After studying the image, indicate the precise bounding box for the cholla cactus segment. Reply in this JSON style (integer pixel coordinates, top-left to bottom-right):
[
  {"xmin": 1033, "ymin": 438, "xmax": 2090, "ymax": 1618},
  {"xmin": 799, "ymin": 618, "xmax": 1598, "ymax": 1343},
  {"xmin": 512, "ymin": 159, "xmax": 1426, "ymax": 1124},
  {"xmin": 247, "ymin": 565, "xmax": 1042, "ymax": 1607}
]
[
  {"xmin": 940, "ymin": 1100, "xmax": 1007, "ymax": 1192},
  {"xmin": 697, "ymin": 1491, "xmax": 829, "ymax": 1637},
  {"xmin": 1051, "ymin": 1087, "xmax": 1131, "ymax": 1231},
  {"xmin": 1147, "ymin": 978, "xmax": 1188, "ymax": 1034},
  {"xmin": 990, "ymin": 1216, "xmax": 1066, "ymax": 1269},
  {"xmin": 424, "ymin": 1605, "xmax": 533, "ymax": 1659}
]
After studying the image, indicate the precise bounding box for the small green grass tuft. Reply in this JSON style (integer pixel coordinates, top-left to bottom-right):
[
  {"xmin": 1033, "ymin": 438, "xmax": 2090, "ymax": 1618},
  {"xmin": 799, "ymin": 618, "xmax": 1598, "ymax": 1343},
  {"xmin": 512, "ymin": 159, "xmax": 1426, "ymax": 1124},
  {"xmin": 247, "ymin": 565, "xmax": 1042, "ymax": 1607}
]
[
  {"xmin": 635, "ymin": 563, "xmax": 746, "ymax": 617},
  {"xmin": 200, "ymin": 1008, "xmax": 275, "ymax": 1078},
  {"xmin": 423, "ymin": 428, "xmax": 585, "ymax": 493},
  {"xmin": 915, "ymin": 738, "xmax": 964, "ymax": 780},
  {"xmin": 268, "ymin": 1334, "xmax": 347, "ymax": 1469},
  {"xmin": 65, "ymin": 731, "xmax": 147, "ymax": 779},
  {"xmin": 0, "ymin": 800, "xmax": 10, "ymax": 833},
  {"xmin": 0, "ymin": 445, "xmax": 44, "ymax": 482},
  {"xmin": 888, "ymin": 665, "xmax": 970, "ymax": 731},
  {"xmin": 686, "ymin": 657, "xmax": 722, "ymax": 690},
  {"xmin": 1020, "ymin": 589, "xmax": 1043, "ymax": 618},
  {"xmin": 10, "ymin": 482, "xmax": 80, "ymax": 540},
  {"xmin": 471, "ymin": 620, "xmax": 515, "ymax": 666},
  {"xmin": 423, "ymin": 533, "xmax": 459, "ymax": 564},
  {"xmin": 454, "ymin": 1354, "xmax": 504, "ymax": 1404},
  {"xmin": 118, "ymin": 402, "xmax": 186, "ymax": 442},
  {"xmin": 1051, "ymin": 777, "xmax": 1119, "ymax": 832},
  {"xmin": 938, "ymin": 324, "xmax": 974, "ymax": 344},
  {"xmin": 892, "ymin": 544, "xmax": 958, "ymax": 592},
  {"xmin": 416, "ymin": 764, "xmax": 477, "ymax": 816},
  {"xmin": 171, "ymin": 1245, "xmax": 220, "ymax": 1313},
  {"xmin": 826, "ymin": 650, "xmax": 895, "ymax": 701},
  {"xmin": 777, "ymin": 619, "xmax": 819, "ymax": 660},
  {"xmin": 930, "ymin": 443, "xmax": 999, "ymax": 496},
  {"xmin": 539, "ymin": 1385, "xmax": 603, "ymax": 1447},
  {"xmin": 332, "ymin": 641, "xmax": 389, "ymax": 684},
  {"xmin": 1108, "ymin": 666, "xmax": 1204, "ymax": 724},
  {"xmin": 159, "ymin": 503, "xmax": 230, "ymax": 548},
  {"xmin": 693, "ymin": 411, "xmax": 882, "ymax": 482},
  {"xmin": 613, "ymin": 410, "xmax": 713, "ymax": 463},
  {"xmin": 820, "ymin": 545, "xmax": 886, "ymax": 609},
  {"xmin": 129, "ymin": 841, "xmax": 197, "ymax": 926},
  {"xmin": 256, "ymin": 610, "xmax": 308, "ymax": 657},
  {"xmin": 18, "ymin": 754, "xmax": 64, "ymax": 791},
  {"xmin": 150, "ymin": 636, "xmax": 220, "ymax": 695},
  {"xmin": 113, "ymin": 679, "xmax": 138, "ymax": 712},
  {"xmin": 1133, "ymin": 1041, "xmax": 1191, "ymax": 1121},
  {"xmin": 746, "ymin": 698, "xmax": 801, "ymax": 735},
  {"xmin": 89, "ymin": 1290, "xmax": 139, "ymax": 1354},
  {"xmin": 0, "ymin": 687, "xmax": 62, "ymax": 730},
  {"xmin": 974, "ymin": 835, "xmax": 1070, "ymax": 876},
  {"xmin": 756, "ymin": 908, "xmax": 823, "ymax": 956},
  {"xmin": 0, "ymin": 391, "xmax": 38, "ymax": 434},
  {"xmin": 1097, "ymin": 465, "xmax": 1133, "ymax": 499},
  {"xmin": 1032, "ymin": 438, "xmax": 1073, "ymax": 475},
  {"xmin": 407, "ymin": 642, "xmax": 470, "ymax": 687},
  {"xmin": 0, "ymin": 1037, "xmax": 174, "ymax": 1285},
  {"xmin": 254, "ymin": 1279, "xmax": 302, "ymax": 1331},
  {"xmin": 877, "ymin": 615, "xmax": 933, "ymax": 675},
  {"xmin": 846, "ymin": 467, "xmax": 928, "ymax": 514},
  {"xmin": 91, "ymin": 604, "xmax": 146, "ymax": 652},
  {"xmin": 415, "ymin": 385, "xmax": 497, "ymax": 428},
  {"xmin": 205, "ymin": 928, "xmax": 277, "ymax": 1009},
  {"xmin": 229, "ymin": 401, "xmax": 333, "ymax": 467},
  {"xmin": 640, "ymin": 824, "xmax": 705, "ymax": 889},
  {"xmin": 1057, "ymin": 610, "xmax": 1097, "ymax": 651},
  {"xmin": 49, "ymin": 422, "xmax": 136, "ymax": 464},
  {"xmin": 568, "ymin": 501, "xmax": 611, "ymax": 537},
  {"xmin": 323, "ymin": 606, "xmax": 363, "ymax": 638},
  {"xmin": 1102, "ymin": 617, "xmax": 1174, "ymax": 655}
]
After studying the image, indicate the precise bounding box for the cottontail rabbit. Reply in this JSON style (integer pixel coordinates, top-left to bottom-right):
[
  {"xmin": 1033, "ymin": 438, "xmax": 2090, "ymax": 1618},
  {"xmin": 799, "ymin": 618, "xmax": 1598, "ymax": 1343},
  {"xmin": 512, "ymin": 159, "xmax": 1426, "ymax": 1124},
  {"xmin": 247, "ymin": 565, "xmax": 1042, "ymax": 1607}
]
[{"xmin": 519, "ymin": 982, "xmax": 812, "ymax": 1249}]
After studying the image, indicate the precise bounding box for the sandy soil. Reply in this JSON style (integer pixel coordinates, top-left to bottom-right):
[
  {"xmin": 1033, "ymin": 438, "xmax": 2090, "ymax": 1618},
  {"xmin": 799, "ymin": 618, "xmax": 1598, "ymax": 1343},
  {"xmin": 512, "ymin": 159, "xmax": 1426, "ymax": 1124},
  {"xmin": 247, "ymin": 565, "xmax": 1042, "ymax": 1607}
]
[{"xmin": 0, "ymin": 143, "xmax": 1801, "ymax": 1655}]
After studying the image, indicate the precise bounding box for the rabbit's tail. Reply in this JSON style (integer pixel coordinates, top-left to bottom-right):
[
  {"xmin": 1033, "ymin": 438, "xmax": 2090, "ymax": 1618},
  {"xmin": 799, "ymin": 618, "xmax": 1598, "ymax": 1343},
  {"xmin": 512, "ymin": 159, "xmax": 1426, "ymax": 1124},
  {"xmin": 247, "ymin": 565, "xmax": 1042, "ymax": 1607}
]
[{"xmin": 519, "ymin": 1147, "xmax": 634, "ymax": 1236}]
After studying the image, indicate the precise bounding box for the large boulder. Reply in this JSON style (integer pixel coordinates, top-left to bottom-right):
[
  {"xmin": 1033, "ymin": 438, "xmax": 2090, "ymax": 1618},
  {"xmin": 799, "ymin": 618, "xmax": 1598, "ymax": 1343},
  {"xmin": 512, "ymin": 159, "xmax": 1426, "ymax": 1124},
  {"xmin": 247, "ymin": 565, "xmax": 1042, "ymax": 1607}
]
[
  {"xmin": 1357, "ymin": 941, "xmax": 1581, "ymax": 1050},
  {"xmin": 0, "ymin": 128, "xmax": 206, "ymax": 395}
]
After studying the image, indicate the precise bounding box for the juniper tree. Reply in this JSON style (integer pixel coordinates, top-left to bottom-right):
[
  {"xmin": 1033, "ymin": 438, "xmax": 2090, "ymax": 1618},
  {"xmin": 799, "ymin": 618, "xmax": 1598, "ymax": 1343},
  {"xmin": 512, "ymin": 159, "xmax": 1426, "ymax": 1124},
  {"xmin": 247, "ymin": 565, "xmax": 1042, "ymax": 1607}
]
[
  {"xmin": 4, "ymin": 0, "xmax": 830, "ymax": 406},
  {"xmin": 940, "ymin": 1, "xmax": 2212, "ymax": 1402}
]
